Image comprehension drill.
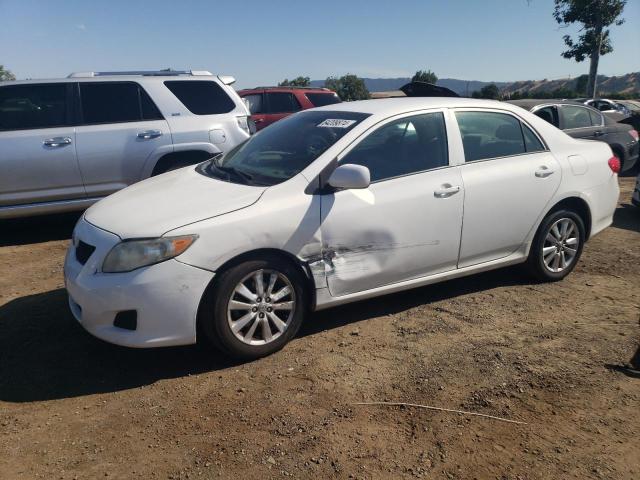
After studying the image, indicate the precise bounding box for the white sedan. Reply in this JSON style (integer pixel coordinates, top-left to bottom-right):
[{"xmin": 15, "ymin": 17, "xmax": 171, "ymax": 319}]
[{"xmin": 64, "ymin": 98, "xmax": 620, "ymax": 359}]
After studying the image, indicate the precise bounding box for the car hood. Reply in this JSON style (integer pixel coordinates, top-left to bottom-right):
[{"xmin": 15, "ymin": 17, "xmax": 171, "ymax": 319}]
[{"xmin": 84, "ymin": 167, "xmax": 266, "ymax": 238}]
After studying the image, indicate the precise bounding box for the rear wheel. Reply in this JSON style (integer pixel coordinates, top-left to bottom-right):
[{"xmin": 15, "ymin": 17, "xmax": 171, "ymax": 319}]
[
  {"xmin": 527, "ymin": 209, "xmax": 585, "ymax": 281},
  {"xmin": 200, "ymin": 258, "xmax": 307, "ymax": 359}
]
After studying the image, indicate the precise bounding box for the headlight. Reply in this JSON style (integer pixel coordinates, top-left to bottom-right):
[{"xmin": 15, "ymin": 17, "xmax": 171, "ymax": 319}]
[{"xmin": 102, "ymin": 235, "xmax": 198, "ymax": 273}]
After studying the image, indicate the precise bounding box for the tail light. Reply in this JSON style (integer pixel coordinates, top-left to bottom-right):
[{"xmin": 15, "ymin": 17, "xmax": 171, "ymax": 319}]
[
  {"xmin": 629, "ymin": 129, "xmax": 639, "ymax": 142},
  {"xmin": 608, "ymin": 156, "xmax": 621, "ymax": 174},
  {"xmin": 236, "ymin": 115, "xmax": 250, "ymax": 134}
]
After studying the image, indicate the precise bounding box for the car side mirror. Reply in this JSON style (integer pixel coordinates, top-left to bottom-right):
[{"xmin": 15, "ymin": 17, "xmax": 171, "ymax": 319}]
[{"xmin": 327, "ymin": 164, "xmax": 371, "ymax": 190}]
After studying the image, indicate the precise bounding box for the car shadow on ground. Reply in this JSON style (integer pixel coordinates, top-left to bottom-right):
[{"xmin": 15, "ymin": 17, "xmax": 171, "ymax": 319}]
[
  {"xmin": 0, "ymin": 289, "xmax": 240, "ymax": 403},
  {"xmin": 0, "ymin": 212, "xmax": 81, "ymax": 247},
  {"xmin": 0, "ymin": 266, "xmax": 531, "ymax": 403},
  {"xmin": 613, "ymin": 203, "xmax": 640, "ymax": 234}
]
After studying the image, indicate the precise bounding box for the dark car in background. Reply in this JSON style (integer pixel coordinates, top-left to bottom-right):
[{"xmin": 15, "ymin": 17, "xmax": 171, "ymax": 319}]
[
  {"xmin": 509, "ymin": 99, "xmax": 639, "ymax": 172},
  {"xmin": 237, "ymin": 86, "xmax": 341, "ymax": 131}
]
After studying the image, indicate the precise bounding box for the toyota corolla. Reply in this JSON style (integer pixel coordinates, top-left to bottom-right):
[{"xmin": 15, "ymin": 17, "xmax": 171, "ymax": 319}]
[{"xmin": 64, "ymin": 98, "xmax": 620, "ymax": 359}]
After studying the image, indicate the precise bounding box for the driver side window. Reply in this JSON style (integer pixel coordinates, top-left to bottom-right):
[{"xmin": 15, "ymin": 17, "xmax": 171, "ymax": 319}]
[{"xmin": 340, "ymin": 112, "xmax": 448, "ymax": 182}]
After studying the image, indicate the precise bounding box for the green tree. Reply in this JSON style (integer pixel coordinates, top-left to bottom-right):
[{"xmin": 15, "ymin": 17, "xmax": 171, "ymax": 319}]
[
  {"xmin": 324, "ymin": 74, "xmax": 370, "ymax": 101},
  {"xmin": 472, "ymin": 83, "xmax": 500, "ymax": 99},
  {"xmin": 0, "ymin": 65, "xmax": 16, "ymax": 81},
  {"xmin": 553, "ymin": 0, "xmax": 626, "ymax": 99},
  {"xmin": 411, "ymin": 69, "xmax": 438, "ymax": 84},
  {"xmin": 278, "ymin": 76, "xmax": 310, "ymax": 87},
  {"xmin": 574, "ymin": 74, "xmax": 589, "ymax": 95}
]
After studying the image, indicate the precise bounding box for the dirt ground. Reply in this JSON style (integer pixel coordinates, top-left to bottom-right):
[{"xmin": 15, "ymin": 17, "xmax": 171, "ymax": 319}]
[{"xmin": 0, "ymin": 178, "xmax": 638, "ymax": 480}]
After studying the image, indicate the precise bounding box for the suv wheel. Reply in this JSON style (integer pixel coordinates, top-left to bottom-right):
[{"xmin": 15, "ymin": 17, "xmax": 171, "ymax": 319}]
[
  {"xmin": 527, "ymin": 209, "xmax": 585, "ymax": 281},
  {"xmin": 201, "ymin": 258, "xmax": 307, "ymax": 359}
]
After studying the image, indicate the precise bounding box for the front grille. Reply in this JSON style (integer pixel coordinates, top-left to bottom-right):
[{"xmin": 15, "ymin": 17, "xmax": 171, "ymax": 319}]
[{"xmin": 75, "ymin": 240, "xmax": 96, "ymax": 265}]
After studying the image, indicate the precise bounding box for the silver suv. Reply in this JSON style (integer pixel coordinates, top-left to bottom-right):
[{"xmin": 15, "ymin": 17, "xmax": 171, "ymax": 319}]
[{"xmin": 0, "ymin": 70, "xmax": 251, "ymax": 219}]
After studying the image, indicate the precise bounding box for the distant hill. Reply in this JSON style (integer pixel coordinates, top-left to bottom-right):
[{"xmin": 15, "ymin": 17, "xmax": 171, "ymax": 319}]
[
  {"xmin": 501, "ymin": 72, "xmax": 639, "ymax": 96},
  {"xmin": 310, "ymin": 72, "xmax": 639, "ymax": 96},
  {"xmin": 310, "ymin": 77, "xmax": 508, "ymax": 95}
]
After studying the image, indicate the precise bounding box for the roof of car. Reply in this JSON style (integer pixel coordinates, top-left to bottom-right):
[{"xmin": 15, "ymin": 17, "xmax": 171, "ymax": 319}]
[
  {"xmin": 237, "ymin": 86, "xmax": 334, "ymax": 93},
  {"xmin": 506, "ymin": 99, "xmax": 586, "ymax": 110},
  {"xmin": 0, "ymin": 73, "xmax": 229, "ymax": 86},
  {"xmin": 311, "ymin": 97, "xmax": 516, "ymax": 116}
]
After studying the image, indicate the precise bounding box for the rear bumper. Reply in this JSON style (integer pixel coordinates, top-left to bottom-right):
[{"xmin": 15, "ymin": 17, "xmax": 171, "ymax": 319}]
[
  {"xmin": 623, "ymin": 142, "xmax": 639, "ymax": 172},
  {"xmin": 586, "ymin": 174, "xmax": 620, "ymax": 238}
]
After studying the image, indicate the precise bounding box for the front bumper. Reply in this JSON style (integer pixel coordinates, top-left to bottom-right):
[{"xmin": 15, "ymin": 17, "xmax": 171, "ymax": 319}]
[{"xmin": 64, "ymin": 217, "xmax": 214, "ymax": 348}]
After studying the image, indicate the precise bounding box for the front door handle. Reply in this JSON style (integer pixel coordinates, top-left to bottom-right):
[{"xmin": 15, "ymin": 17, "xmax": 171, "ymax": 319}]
[
  {"xmin": 593, "ymin": 130, "xmax": 604, "ymax": 137},
  {"xmin": 43, "ymin": 137, "xmax": 72, "ymax": 147},
  {"xmin": 137, "ymin": 130, "xmax": 162, "ymax": 139},
  {"xmin": 434, "ymin": 184, "xmax": 461, "ymax": 198},
  {"xmin": 535, "ymin": 166, "xmax": 555, "ymax": 178}
]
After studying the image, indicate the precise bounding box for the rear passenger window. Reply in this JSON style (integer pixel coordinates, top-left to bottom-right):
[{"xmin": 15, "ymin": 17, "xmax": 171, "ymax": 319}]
[
  {"xmin": 81, "ymin": 83, "xmax": 140, "ymax": 124},
  {"xmin": 0, "ymin": 84, "xmax": 67, "ymax": 130},
  {"xmin": 305, "ymin": 92, "xmax": 341, "ymax": 107},
  {"xmin": 164, "ymin": 80, "xmax": 235, "ymax": 115},
  {"xmin": 265, "ymin": 93, "xmax": 301, "ymax": 113},
  {"xmin": 588, "ymin": 109, "xmax": 603, "ymax": 126},
  {"xmin": 456, "ymin": 111, "xmax": 545, "ymax": 161},
  {"xmin": 140, "ymin": 88, "xmax": 163, "ymax": 120},
  {"xmin": 522, "ymin": 124, "xmax": 545, "ymax": 152},
  {"xmin": 560, "ymin": 106, "xmax": 592, "ymax": 129},
  {"xmin": 80, "ymin": 82, "xmax": 163, "ymax": 124},
  {"xmin": 340, "ymin": 112, "xmax": 448, "ymax": 182}
]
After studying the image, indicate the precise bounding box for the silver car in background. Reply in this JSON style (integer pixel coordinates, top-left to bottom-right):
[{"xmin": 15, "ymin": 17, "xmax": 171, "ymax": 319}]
[{"xmin": 0, "ymin": 70, "xmax": 251, "ymax": 219}]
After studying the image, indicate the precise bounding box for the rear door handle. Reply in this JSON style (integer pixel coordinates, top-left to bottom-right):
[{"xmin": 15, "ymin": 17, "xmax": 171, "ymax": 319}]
[
  {"xmin": 43, "ymin": 137, "xmax": 72, "ymax": 147},
  {"xmin": 535, "ymin": 166, "xmax": 555, "ymax": 178},
  {"xmin": 593, "ymin": 130, "xmax": 604, "ymax": 137},
  {"xmin": 137, "ymin": 130, "xmax": 162, "ymax": 139},
  {"xmin": 434, "ymin": 184, "xmax": 461, "ymax": 198}
]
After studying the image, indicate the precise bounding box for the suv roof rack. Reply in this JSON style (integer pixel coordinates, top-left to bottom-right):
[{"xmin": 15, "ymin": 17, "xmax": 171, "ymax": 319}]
[
  {"xmin": 67, "ymin": 69, "xmax": 213, "ymax": 78},
  {"xmin": 252, "ymin": 86, "xmax": 330, "ymax": 91}
]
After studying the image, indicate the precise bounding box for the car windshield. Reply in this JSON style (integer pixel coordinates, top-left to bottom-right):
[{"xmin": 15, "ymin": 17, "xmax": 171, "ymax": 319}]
[{"xmin": 197, "ymin": 110, "xmax": 369, "ymax": 186}]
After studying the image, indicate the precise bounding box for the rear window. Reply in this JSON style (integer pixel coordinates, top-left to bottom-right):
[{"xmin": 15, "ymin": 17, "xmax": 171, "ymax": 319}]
[
  {"xmin": 305, "ymin": 92, "xmax": 342, "ymax": 107},
  {"xmin": 164, "ymin": 80, "xmax": 235, "ymax": 115},
  {"xmin": 0, "ymin": 84, "xmax": 67, "ymax": 130},
  {"xmin": 80, "ymin": 82, "xmax": 163, "ymax": 124},
  {"xmin": 560, "ymin": 106, "xmax": 592, "ymax": 129}
]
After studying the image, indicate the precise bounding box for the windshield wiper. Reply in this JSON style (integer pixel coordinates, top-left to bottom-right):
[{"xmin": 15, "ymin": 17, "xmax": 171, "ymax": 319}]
[{"xmin": 216, "ymin": 165, "xmax": 255, "ymax": 184}]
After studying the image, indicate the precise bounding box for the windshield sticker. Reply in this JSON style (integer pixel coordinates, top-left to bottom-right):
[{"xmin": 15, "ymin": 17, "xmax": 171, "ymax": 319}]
[{"xmin": 317, "ymin": 119, "xmax": 357, "ymax": 128}]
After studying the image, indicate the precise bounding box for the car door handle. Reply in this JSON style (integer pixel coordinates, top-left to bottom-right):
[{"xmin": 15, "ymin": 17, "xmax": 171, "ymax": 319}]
[
  {"xmin": 593, "ymin": 130, "xmax": 604, "ymax": 137},
  {"xmin": 434, "ymin": 184, "xmax": 461, "ymax": 198},
  {"xmin": 43, "ymin": 137, "xmax": 72, "ymax": 147},
  {"xmin": 535, "ymin": 166, "xmax": 555, "ymax": 178},
  {"xmin": 137, "ymin": 130, "xmax": 162, "ymax": 139},
  {"xmin": 253, "ymin": 118, "xmax": 264, "ymax": 123}
]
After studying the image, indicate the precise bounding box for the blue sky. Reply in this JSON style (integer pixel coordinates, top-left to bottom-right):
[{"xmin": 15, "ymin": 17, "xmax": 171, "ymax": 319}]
[{"xmin": 1, "ymin": 0, "xmax": 638, "ymax": 88}]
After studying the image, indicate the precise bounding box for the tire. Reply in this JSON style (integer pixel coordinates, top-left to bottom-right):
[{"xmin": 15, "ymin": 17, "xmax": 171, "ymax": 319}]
[
  {"xmin": 526, "ymin": 209, "xmax": 585, "ymax": 282},
  {"xmin": 200, "ymin": 258, "xmax": 308, "ymax": 360}
]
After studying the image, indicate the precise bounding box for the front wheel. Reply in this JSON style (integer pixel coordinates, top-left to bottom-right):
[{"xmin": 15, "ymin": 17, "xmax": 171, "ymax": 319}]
[
  {"xmin": 526, "ymin": 210, "xmax": 585, "ymax": 282},
  {"xmin": 200, "ymin": 258, "xmax": 308, "ymax": 359}
]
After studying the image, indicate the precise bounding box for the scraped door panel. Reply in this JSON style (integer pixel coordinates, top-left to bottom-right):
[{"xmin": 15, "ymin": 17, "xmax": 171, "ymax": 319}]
[{"xmin": 319, "ymin": 168, "xmax": 464, "ymax": 297}]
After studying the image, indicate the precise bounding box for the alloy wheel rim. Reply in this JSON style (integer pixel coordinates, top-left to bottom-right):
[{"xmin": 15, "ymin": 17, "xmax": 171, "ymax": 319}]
[
  {"xmin": 542, "ymin": 218, "xmax": 579, "ymax": 273},
  {"xmin": 226, "ymin": 269, "xmax": 295, "ymax": 346}
]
